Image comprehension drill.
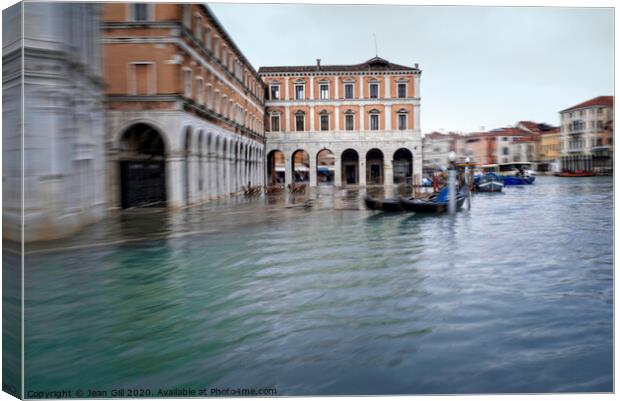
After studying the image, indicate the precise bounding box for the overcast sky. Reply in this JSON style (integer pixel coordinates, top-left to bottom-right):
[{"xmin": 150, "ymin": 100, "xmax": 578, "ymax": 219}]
[{"xmin": 210, "ymin": 3, "xmax": 614, "ymax": 133}]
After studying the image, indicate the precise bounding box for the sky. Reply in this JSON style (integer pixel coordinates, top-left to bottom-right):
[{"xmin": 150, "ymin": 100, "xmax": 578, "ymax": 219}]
[{"xmin": 209, "ymin": 3, "xmax": 614, "ymax": 133}]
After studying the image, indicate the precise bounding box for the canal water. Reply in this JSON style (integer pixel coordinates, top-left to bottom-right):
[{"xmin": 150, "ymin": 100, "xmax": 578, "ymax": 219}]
[{"xmin": 20, "ymin": 176, "xmax": 612, "ymax": 395}]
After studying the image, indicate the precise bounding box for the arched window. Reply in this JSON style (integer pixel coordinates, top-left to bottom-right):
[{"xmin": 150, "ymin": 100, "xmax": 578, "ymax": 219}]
[
  {"xmin": 344, "ymin": 109, "xmax": 355, "ymax": 131},
  {"xmin": 369, "ymin": 108, "xmax": 380, "ymax": 131},
  {"xmin": 319, "ymin": 109, "xmax": 330, "ymax": 131},
  {"xmin": 397, "ymin": 108, "xmax": 408, "ymax": 130}
]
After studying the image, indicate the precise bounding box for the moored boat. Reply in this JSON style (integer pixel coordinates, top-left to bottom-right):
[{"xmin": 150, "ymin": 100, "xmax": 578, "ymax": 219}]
[
  {"xmin": 555, "ymin": 171, "xmax": 596, "ymax": 177},
  {"xmin": 474, "ymin": 172, "xmax": 504, "ymax": 192},
  {"xmin": 399, "ymin": 188, "xmax": 466, "ymax": 213},
  {"xmin": 364, "ymin": 196, "xmax": 404, "ymax": 212},
  {"xmin": 502, "ymin": 175, "xmax": 535, "ymax": 185}
]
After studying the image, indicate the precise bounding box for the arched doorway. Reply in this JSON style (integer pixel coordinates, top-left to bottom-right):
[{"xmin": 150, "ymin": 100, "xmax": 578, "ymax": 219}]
[
  {"xmin": 366, "ymin": 148, "xmax": 384, "ymax": 185},
  {"xmin": 393, "ymin": 148, "xmax": 413, "ymax": 184},
  {"xmin": 118, "ymin": 123, "xmax": 167, "ymax": 208},
  {"xmin": 316, "ymin": 149, "xmax": 335, "ymax": 185},
  {"xmin": 267, "ymin": 150, "xmax": 285, "ymax": 185},
  {"xmin": 292, "ymin": 149, "xmax": 310, "ymax": 183},
  {"xmin": 341, "ymin": 148, "xmax": 359, "ymax": 185}
]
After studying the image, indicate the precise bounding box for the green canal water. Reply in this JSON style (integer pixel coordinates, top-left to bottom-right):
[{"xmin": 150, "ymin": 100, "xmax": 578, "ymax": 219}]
[{"xmin": 14, "ymin": 176, "xmax": 613, "ymax": 395}]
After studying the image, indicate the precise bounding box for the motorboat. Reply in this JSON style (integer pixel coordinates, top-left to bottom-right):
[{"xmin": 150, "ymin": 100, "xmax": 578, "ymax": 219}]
[{"xmin": 475, "ymin": 172, "xmax": 504, "ymax": 192}]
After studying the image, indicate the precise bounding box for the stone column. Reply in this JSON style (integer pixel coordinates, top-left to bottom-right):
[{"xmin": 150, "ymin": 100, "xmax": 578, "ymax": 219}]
[
  {"xmin": 385, "ymin": 105, "xmax": 392, "ymax": 131},
  {"xmin": 414, "ymin": 74, "xmax": 420, "ymax": 98},
  {"xmin": 309, "ymin": 153, "xmax": 317, "ymax": 187},
  {"xmin": 285, "ymin": 106, "xmax": 290, "ymax": 132},
  {"xmin": 334, "ymin": 155, "xmax": 342, "ymax": 187},
  {"xmin": 310, "ymin": 105, "xmax": 315, "ymax": 131},
  {"xmin": 310, "ymin": 76, "xmax": 314, "ymax": 100},
  {"xmin": 359, "ymin": 159, "xmax": 367, "ymax": 186},
  {"xmin": 413, "ymin": 155, "xmax": 423, "ymax": 186},
  {"xmin": 284, "ymin": 153, "xmax": 293, "ymax": 186},
  {"xmin": 384, "ymin": 160, "xmax": 394, "ymax": 186},
  {"xmin": 360, "ymin": 105, "xmax": 365, "ymax": 131},
  {"xmin": 285, "ymin": 77, "xmax": 290, "ymax": 100},
  {"xmin": 334, "ymin": 76, "xmax": 339, "ymax": 99},
  {"xmin": 207, "ymin": 152, "xmax": 216, "ymax": 198},
  {"xmin": 359, "ymin": 76, "xmax": 364, "ymax": 99},
  {"xmin": 188, "ymin": 154, "xmax": 198, "ymax": 204},
  {"xmin": 335, "ymin": 106, "xmax": 340, "ymax": 131},
  {"xmin": 166, "ymin": 152, "xmax": 185, "ymax": 208},
  {"xmin": 384, "ymin": 75, "xmax": 390, "ymax": 98},
  {"xmin": 414, "ymin": 105, "xmax": 420, "ymax": 132}
]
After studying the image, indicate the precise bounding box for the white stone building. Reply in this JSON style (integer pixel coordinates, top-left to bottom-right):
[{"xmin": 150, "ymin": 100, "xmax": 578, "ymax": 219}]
[
  {"xmin": 3, "ymin": 2, "xmax": 106, "ymax": 242},
  {"xmin": 559, "ymin": 96, "xmax": 614, "ymax": 173}
]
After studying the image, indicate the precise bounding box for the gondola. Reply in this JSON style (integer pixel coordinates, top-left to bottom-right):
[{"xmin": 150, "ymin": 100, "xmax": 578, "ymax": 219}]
[
  {"xmin": 364, "ymin": 196, "xmax": 404, "ymax": 212},
  {"xmin": 399, "ymin": 189, "xmax": 466, "ymax": 214}
]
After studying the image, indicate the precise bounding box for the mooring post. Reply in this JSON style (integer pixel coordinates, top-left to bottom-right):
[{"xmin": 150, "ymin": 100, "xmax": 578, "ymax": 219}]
[
  {"xmin": 465, "ymin": 157, "xmax": 471, "ymax": 210},
  {"xmin": 448, "ymin": 151, "xmax": 456, "ymax": 215}
]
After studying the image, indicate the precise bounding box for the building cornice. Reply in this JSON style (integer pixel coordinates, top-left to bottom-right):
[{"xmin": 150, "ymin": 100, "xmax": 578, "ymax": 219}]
[
  {"xmin": 259, "ymin": 70, "xmax": 421, "ymax": 78},
  {"xmin": 265, "ymin": 98, "xmax": 420, "ymax": 107}
]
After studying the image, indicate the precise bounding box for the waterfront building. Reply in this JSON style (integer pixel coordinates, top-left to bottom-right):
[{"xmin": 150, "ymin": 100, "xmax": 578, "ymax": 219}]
[
  {"xmin": 259, "ymin": 57, "xmax": 422, "ymax": 186},
  {"xmin": 3, "ymin": 2, "xmax": 106, "ymax": 241},
  {"xmin": 422, "ymin": 132, "xmax": 458, "ymax": 172},
  {"xmin": 456, "ymin": 132, "xmax": 497, "ymax": 165},
  {"xmin": 559, "ymin": 96, "xmax": 614, "ymax": 174},
  {"xmin": 537, "ymin": 127, "xmax": 561, "ymax": 173},
  {"xmin": 102, "ymin": 3, "xmax": 265, "ymax": 208}
]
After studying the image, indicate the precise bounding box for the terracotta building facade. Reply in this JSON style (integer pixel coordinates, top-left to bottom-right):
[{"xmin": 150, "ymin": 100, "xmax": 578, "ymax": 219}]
[
  {"xmin": 260, "ymin": 57, "xmax": 423, "ymax": 187},
  {"xmin": 102, "ymin": 3, "xmax": 265, "ymax": 208}
]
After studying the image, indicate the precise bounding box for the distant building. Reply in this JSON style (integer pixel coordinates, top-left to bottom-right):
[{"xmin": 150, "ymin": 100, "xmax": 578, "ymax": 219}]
[
  {"xmin": 259, "ymin": 57, "xmax": 422, "ymax": 186},
  {"xmin": 457, "ymin": 132, "xmax": 497, "ymax": 166},
  {"xmin": 559, "ymin": 96, "xmax": 614, "ymax": 174},
  {"xmin": 3, "ymin": 3, "xmax": 106, "ymax": 241},
  {"xmin": 538, "ymin": 127, "xmax": 561, "ymax": 173},
  {"xmin": 422, "ymin": 132, "xmax": 457, "ymax": 172}
]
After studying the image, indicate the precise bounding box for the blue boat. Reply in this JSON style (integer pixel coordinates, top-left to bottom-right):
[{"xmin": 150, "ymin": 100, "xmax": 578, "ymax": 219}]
[
  {"xmin": 475, "ymin": 172, "xmax": 505, "ymax": 192},
  {"xmin": 499, "ymin": 163, "xmax": 536, "ymax": 185},
  {"xmin": 503, "ymin": 175, "xmax": 535, "ymax": 185}
]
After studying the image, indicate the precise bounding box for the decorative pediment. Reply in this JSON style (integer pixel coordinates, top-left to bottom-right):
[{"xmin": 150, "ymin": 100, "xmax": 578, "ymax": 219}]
[
  {"xmin": 344, "ymin": 109, "xmax": 356, "ymax": 114},
  {"xmin": 365, "ymin": 56, "xmax": 391, "ymax": 68},
  {"xmin": 397, "ymin": 108, "xmax": 408, "ymax": 114},
  {"xmin": 368, "ymin": 108, "xmax": 381, "ymax": 114},
  {"xmin": 319, "ymin": 109, "xmax": 330, "ymax": 114},
  {"xmin": 294, "ymin": 110, "xmax": 305, "ymax": 115}
]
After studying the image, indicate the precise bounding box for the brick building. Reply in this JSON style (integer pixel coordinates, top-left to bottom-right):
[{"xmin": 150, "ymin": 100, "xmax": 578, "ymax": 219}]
[
  {"xmin": 102, "ymin": 3, "xmax": 265, "ymax": 208},
  {"xmin": 259, "ymin": 57, "xmax": 422, "ymax": 186}
]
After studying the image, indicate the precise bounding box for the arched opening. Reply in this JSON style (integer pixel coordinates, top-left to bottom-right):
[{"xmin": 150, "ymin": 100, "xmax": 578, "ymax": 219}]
[
  {"xmin": 267, "ymin": 150, "xmax": 285, "ymax": 185},
  {"xmin": 393, "ymin": 148, "xmax": 413, "ymax": 184},
  {"xmin": 118, "ymin": 123, "xmax": 167, "ymax": 208},
  {"xmin": 316, "ymin": 149, "xmax": 335, "ymax": 185},
  {"xmin": 366, "ymin": 148, "xmax": 384, "ymax": 185},
  {"xmin": 292, "ymin": 149, "xmax": 310, "ymax": 183},
  {"xmin": 183, "ymin": 127, "xmax": 192, "ymax": 205},
  {"xmin": 341, "ymin": 148, "xmax": 359, "ymax": 185}
]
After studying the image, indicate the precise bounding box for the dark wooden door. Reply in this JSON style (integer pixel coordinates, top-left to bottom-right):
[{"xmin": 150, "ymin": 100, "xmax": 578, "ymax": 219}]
[{"xmin": 120, "ymin": 161, "xmax": 166, "ymax": 208}]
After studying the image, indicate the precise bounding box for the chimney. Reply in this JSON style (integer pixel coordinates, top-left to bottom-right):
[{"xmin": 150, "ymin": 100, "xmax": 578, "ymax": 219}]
[
  {"xmin": 316, "ymin": 58, "xmax": 321, "ymax": 70},
  {"xmin": 414, "ymin": 63, "xmax": 419, "ymax": 69}
]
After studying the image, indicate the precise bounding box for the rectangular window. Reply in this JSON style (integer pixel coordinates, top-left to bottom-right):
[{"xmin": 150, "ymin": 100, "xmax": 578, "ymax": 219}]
[
  {"xmin": 345, "ymin": 114, "xmax": 354, "ymax": 131},
  {"xmin": 398, "ymin": 114, "xmax": 407, "ymax": 130},
  {"xmin": 597, "ymin": 120, "xmax": 603, "ymax": 128},
  {"xmin": 196, "ymin": 78, "xmax": 204, "ymax": 104},
  {"xmin": 183, "ymin": 69, "xmax": 192, "ymax": 97},
  {"xmin": 398, "ymin": 83, "xmax": 407, "ymax": 98},
  {"xmin": 344, "ymin": 83, "xmax": 354, "ymax": 99},
  {"xmin": 319, "ymin": 84, "xmax": 329, "ymax": 99},
  {"xmin": 370, "ymin": 114, "xmax": 379, "ymax": 130},
  {"xmin": 369, "ymin": 83, "xmax": 379, "ymax": 98},
  {"xmin": 320, "ymin": 114, "xmax": 329, "ymax": 131},
  {"xmin": 502, "ymin": 147, "xmax": 509, "ymax": 155},
  {"xmin": 194, "ymin": 15, "xmax": 202, "ymax": 39},
  {"xmin": 133, "ymin": 4, "xmax": 148, "ymax": 21},
  {"xmin": 270, "ymin": 115, "xmax": 280, "ymax": 132},
  {"xmin": 295, "ymin": 84, "xmax": 305, "ymax": 100},
  {"xmin": 295, "ymin": 114, "xmax": 305, "ymax": 131},
  {"xmin": 133, "ymin": 63, "xmax": 152, "ymax": 94},
  {"xmin": 205, "ymin": 28, "xmax": 211, "ymax": 50},
  {"xmin": 270, "ymin": 85, "xmax": 280, "ymax": 100}
]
